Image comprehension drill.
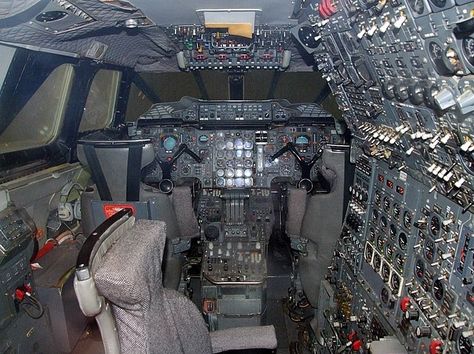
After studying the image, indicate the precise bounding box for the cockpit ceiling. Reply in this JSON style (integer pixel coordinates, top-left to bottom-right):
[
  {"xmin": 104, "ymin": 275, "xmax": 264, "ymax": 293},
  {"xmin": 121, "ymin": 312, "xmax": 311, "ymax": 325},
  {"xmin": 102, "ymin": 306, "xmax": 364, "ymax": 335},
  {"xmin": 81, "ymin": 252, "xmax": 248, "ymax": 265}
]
[
  {"xmin": 126, "ymin": 0, "xmax": 297, "ymax": 26},
  {"xmin": 0, "ymin": 0, "xmax": 309, "ymax": 72}
]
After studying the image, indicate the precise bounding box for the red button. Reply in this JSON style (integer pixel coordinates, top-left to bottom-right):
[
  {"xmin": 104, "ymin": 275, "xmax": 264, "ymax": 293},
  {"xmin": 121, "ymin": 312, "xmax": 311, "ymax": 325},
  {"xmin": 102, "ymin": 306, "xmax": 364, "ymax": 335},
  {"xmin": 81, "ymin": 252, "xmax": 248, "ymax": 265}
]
[
  {"xmin": 352, "ymin": 339, "xmax": 363, "ymax": 351},
  {"xmin": 400, "ymin": 296, "xmax": 411, "ymax": 312},
  {"xmin": 429, "ymin": 340, "xmax": 443, "ymax": 354}
]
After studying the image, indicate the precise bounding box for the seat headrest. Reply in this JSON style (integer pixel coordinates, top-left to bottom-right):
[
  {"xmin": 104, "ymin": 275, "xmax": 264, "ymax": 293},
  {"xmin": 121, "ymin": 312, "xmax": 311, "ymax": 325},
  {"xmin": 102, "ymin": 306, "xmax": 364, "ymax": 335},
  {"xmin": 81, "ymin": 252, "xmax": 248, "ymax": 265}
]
[{"xmin": 94, "ymin": 219, "xmax": 167, "ymax": 308}]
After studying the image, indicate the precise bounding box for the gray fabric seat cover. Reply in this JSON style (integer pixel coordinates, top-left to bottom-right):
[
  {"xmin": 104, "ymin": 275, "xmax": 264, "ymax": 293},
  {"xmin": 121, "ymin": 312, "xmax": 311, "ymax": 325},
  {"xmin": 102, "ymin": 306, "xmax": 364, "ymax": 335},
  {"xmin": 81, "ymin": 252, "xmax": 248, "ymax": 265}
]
[
  {"xmin": 94, "ymin": 219, "xmax": 212, "ymax": 354},
  {"xmin": 299, "ymin": 149, "xmax": 346, "ymax": 306}
]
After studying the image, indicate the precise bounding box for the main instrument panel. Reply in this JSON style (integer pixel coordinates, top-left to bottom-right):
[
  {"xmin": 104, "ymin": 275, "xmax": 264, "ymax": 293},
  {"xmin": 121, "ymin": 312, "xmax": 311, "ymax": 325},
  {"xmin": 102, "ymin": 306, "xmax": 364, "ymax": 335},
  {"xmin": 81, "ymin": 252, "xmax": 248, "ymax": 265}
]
[{"xmin": 131, "ymin": 98, "xmax": 341, "ymax": 189}]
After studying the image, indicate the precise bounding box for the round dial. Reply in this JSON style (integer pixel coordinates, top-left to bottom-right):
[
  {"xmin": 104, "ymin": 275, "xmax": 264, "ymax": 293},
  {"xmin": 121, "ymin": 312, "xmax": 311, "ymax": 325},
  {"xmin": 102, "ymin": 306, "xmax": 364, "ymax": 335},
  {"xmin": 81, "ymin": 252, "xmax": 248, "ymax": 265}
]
[
  {"xmin": 375, "ymin": 190, "xmax": 382, "ymax": 205},
  {"xmin": 385, "ymin": 244, "xmax": 394, "ymax": 261},
  {"xmin": 394, "ymin": 253, "xmax": 405, "ymax": 271},
  {"xmin": 295, "ymin": 135, "xmax": 310, "ymax": 145},
  {"xmin": 430, "ymin": 215, "xmax": 441, "ymax": 237},
  {"xmin": 372, "ymin": 209, "xmax": 379, "ymax": 222},
  {"xmin": 393, "ymin": 203, "xmax": 401, "ymax": 220},
  {"xmin": 382, "ymin": 263, "xmax": 391, "ymax": 282},
  {"xmin": 427, "ymin": 41, "xmax": 451, "ymax": 75},
  {"xmin": 389, "ymin": 224, "xmax": 397, "ymax": 240},
  {"xmin": 373, "ymin": 254, "xmax": 382, "ymax": 272},
  {"xmin": 403, "ymin": 211, "xmax": 413, "ymax": 229},
  {"xmin": 432, "ymin": 279, "xmax": 445, "ymax": 301},
  {"xmin": 415, "ymin": 258, "xmax": 425, "ymax": 279},
  {"xmin": 369, "ymin": 227, "xmax": 376, "ymax": 242},
  {"xmin": 377, "ymin": 234, "xmax": 386, "ymax": 251},
  {"xmin": 462, "ymin": 37, "xmax": 474, "ymax": 67},
  {"xmin": 298, "ymin": 25, "xmax": 320, "ymax": 49},
  {"xmin": 163, "ymin": 135, "xmax": 178, "ymax": 151},
  {"xmin": 408, "ymin": 0, "xmax": 424, "ymax": 14},
  {"xmin": 381, "ymin": 287, "xmax": 390, "ymax": 304},
  {"xmin": 391, "ymin": 273, "xmax": 401, "ymax": 292},
  {"xmin": 398, "ymin": 232, "xmax": 408, "ymax": 250},
  {"xmin": 380, "ymin": 215, "xmax": 388, "ymax": 229},
  {"xmin": 383, "ymin": 197, "xmax": 391, "ymax": 212},
  {"xmin": 424, "ymin": 239, "xmax": 436, "ymax": 262}
]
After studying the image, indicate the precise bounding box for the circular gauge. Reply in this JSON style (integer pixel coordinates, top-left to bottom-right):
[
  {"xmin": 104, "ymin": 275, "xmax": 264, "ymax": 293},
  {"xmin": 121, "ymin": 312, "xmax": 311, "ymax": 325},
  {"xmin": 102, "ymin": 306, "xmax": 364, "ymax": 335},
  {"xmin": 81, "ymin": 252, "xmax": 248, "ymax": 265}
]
[
  {"xmin": 432, "ymin": 279, "xmax": 445, "ymax": 301},
  {"xmin": 381, "ymin": 287, "xmax": 390, "ymax": 304},
  {"xmin": 389, "ymin": 224, "xmax": 397, "ymax": 240},
  {"xmin": 198, "ymin": 135, "xmax": 209, "ymax": 143},
  {"xmin": 380, "ymin": 215, "xmax": 388, "ymax": 229},
  {"xmin": 295, "ymin": 135, "xmax": 310, "ymax": 145},
  {"xmin": 398, "ymin": 232, "xmax": 408, "ymax": 250},
  {"xmin": 375, "ymin": 191, "xmax": 382, "ymax": 205},
  {"xmin": 424, "ymin": 239, "xmax": 436, "ymax": 262},
  {"xmin": 393, "ymin": 204, "xmax": 401, "ymax": 220},
  {"xmin": 428, "ymin": 0, "xmax": 446, "ymax": 8},
  {"xmin": 372, "ymin": 209, "xmax": 379, "ymax": 222},
  {"xmin": 391, "ymin": 273, "xmax": 401, "ymax": 292},
  {"xmin": 385, "ymin": 244, "xmax": 395, "ymax": 261},
  {"xmin": 382, "ymin": 263, "xmax": 391, "ymax": 282},
  {"xmin": 234, "ymin": 138, "xmax": 244, "ymax": 150},
  {"xmin": 365, "ymin": 244, "xmax": 374, "ymax": 263},
  {"xmin": 298, "ymin": 25, "xmax": 320, "ymax": 49},
  {"xmin": 369, "ymin": 227, "xmax": 376, "ymax": 242},
  {"xmin": 377, "ymin": 234, "xmax": 386, "ymax": 251},
  {"xmin": 415, "ymin": 258, "xmax": 425, "ymax": 279},
  {"xmin": 462, "ymin": 37, "xmax": 474, "ymax": 67},
  {"xmin": 403, "ymin": 211, "xmax": 413, "ymax": 229},
  {"xmin": 383, "ymin": 197, "xmax": 391, "ymax": 213},
  {"xmin": 373, "ymin": 254, "xmax": 382, "ymax": 272},
  {"xmin": 427, "ymin": 41, "xmax": 451, "ymax": 75},
  {"xmin": 459, "ymin": 150, "xmax": 474, "ymax": 175},
  {"xmin": 457, "ymin": 332, "xmax": 473, "ymax": 354},
  {"xmin": 430, "ymin": 215, "xmax": 441, "ymax": 237},
  {"xmin": 163, "ymin": 136, "xmax": 178, "ymax": 151},
  {"xmin": 408, "ymin": 0, "xmax": 424, "ymax": 14},
  {"xmin": 394, "ymin": 253, "xmax": 405, "ymax": 272}
]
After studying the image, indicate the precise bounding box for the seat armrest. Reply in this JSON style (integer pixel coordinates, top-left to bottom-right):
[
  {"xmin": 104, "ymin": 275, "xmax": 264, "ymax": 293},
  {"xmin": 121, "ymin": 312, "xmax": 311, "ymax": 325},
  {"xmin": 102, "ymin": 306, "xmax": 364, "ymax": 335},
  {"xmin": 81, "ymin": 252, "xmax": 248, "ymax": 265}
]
[{"xmin": 210, "ymin": 325, "xmax": 277, "ymax": 353}]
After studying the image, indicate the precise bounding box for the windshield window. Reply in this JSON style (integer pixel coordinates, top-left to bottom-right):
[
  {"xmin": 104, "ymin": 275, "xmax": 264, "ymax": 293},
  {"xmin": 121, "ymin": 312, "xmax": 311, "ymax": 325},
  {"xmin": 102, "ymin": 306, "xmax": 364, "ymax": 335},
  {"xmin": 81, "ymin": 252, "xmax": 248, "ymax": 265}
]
[
  {"xmin": 79, "ymin": 69, "xmax": 121, "ymax": 132},
  {"xmin": 0, "ymin": 63, "xmax": 74, "ymax": 154}
]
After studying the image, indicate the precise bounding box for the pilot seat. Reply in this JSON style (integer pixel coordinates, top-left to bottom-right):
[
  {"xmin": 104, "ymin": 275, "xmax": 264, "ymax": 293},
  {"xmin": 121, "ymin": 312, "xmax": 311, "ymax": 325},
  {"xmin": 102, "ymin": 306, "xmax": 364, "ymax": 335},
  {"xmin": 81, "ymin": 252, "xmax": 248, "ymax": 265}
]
[{"xmin": 74, "ymin": 208, "xmax": 277, "ymax": 354}]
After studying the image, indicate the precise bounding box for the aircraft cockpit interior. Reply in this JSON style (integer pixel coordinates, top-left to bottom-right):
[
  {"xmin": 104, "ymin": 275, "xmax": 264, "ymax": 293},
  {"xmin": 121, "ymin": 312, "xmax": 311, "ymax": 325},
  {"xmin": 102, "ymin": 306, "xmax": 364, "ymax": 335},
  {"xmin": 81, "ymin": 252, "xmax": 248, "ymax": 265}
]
[{"xmin": 0, "ymin": 0, "xmax": 473, "ymax": 353}]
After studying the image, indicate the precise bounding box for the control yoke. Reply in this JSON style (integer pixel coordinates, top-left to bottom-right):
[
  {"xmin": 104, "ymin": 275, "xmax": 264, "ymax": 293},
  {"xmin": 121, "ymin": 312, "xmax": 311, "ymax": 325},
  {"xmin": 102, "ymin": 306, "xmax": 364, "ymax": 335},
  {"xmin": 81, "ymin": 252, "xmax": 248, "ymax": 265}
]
[
  {"xmin": 157, "ymin": 143, "xmax": 202, "ymax": 193},
  {"xmin": 271, "ymin": 142, "xmax": 324, "ymax": 191}
]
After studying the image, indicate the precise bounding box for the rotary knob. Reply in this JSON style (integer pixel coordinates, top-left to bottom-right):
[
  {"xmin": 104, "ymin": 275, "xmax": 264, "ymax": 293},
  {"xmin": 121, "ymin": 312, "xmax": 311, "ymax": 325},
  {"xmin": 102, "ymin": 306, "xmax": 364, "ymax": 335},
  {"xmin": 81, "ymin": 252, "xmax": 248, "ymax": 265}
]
[
  {"xmin": 383, "ymin": 79, "xmax": 398, "ymax": 99},
  {"xmin": 457, "ymin": 88, "xmax": 474, "ymax": 114},
  {"xmin": 395, "ymin": 80, "xmax": 409, "ymax": 102},
  {"xmin": 408, "ymin": 81, "xmax": 425, "ymax": 105},
  {"xmin": 434, "ymin": 87, "xmax": 456, "ymax": 110},
  {"xmin": 416, "ymin": 326, "xmax": 432, "ymax": 338},
  {"xmin": 404, "ymin": 309, "xmax": 420, "ymax": 321}
]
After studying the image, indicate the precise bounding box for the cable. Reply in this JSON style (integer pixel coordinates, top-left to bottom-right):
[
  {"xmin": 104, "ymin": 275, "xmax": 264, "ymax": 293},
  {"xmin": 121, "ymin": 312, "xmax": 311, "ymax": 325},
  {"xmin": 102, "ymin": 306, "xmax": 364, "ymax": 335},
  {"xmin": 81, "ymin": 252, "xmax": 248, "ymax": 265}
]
[{"xmin": 21, "ymin": 293, "xmax": 44, "ymax": 319}]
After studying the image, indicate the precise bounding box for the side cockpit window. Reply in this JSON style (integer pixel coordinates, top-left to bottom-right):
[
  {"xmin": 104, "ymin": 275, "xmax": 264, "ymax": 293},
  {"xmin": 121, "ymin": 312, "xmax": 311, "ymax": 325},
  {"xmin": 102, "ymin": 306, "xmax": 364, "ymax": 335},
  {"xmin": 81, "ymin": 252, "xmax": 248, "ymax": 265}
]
[
  {"xmin": 0, "ymin": 62, "xmax": 74, "ymax": 153},
  {"xmin": 79, "ymin": 69, "xmax": 121, "ymax": 132}
]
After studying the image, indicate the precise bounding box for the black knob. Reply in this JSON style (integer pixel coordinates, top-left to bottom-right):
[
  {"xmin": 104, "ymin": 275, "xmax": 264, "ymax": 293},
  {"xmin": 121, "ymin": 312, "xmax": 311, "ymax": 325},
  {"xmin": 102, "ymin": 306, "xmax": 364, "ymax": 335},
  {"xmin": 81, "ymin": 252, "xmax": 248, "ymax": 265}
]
[
  {"xmin": 405, "ymin": 309, "xmax": 419, "ymax": 321},
  {"xmin": 416, "ymin": 326, "xmax": 432, "ymax": 338},
  {"xmin": 159, "ymin": 179, "xmax": 174, "ymax": 194},
  {"xmin": 204, "ymin": 225, "xmax": 220, "ymax": 241}
]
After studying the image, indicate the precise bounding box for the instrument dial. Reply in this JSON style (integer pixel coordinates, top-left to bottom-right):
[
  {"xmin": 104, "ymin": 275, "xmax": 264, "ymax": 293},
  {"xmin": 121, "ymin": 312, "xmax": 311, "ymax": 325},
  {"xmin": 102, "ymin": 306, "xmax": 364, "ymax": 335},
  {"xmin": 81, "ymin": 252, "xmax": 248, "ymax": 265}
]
[
  {"xmin": 462, "ymin": 37, "xmax": 474, "ymax": 67},
  {"xmin": 398, "ymin": 232, "xmax": 408, "ymax": 250},
  {"xmin": 415, "ymin": 258, "xmax": 425, "ymax": 279},
  {"xmin": 430, "ymin": 215, "xmax": 441, "ymax": 237},
  {"xmin": 391, "ymin": 273, "xmax": 401, "ymax": 292},
  {"xmin": 163, "ymin": 135, "xmax": 178, "ymax": 151},
  {"xmin": 403, "ymin": 211, "xmax": 413, "ymax": 229},
  {"xmin": 408, "ymin": 0, "xmax": 424, "ymax": 14},
  {"xmin": 432, "ymin": 279, "xmax": 445, "ymax": 301},
  {"xmin": 424, "ymin": 239, "xmax": 436, "ymax": 262}
]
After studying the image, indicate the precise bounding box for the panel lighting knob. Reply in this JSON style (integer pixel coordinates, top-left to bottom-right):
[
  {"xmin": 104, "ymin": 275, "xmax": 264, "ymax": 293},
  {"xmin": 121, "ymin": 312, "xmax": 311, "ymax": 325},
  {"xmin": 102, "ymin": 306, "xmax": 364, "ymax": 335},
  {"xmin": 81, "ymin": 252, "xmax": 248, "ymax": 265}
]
[
  {"xmin": 416, "ymin": 326, "xmax": 432, "ymax": 338},
  {"xmin": 434, "ymin": 87, "xmax": 456, "ymax": 110}
]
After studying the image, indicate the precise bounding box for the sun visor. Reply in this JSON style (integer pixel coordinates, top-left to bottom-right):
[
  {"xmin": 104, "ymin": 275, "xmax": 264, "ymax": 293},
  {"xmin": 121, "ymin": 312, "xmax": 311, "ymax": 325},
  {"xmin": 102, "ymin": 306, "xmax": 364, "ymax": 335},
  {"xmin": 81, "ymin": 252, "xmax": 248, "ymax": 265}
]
[{"xmin": 197, "ymin": 9, "xmax": 261, "ymax": 38}]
